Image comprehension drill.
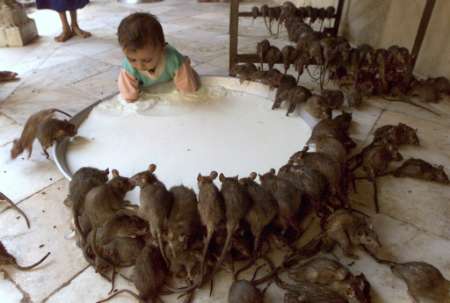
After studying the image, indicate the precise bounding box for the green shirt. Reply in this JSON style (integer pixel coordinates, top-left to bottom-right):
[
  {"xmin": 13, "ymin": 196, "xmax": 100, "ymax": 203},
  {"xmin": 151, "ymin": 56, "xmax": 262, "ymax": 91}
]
[{"xmin": 122, "ymin": 44, "xmax": 185, "ymax": 88}]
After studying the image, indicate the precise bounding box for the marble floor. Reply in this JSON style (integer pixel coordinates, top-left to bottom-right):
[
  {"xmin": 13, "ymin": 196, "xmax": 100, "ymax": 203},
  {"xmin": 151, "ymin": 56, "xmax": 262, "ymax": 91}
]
[{"xmin": 0, "ymin": 0, "xmax": 449, "ymax": 302}]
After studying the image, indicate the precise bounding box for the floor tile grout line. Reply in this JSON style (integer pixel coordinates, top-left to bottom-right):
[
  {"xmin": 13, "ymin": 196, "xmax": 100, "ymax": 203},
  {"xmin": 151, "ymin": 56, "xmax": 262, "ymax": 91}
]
[
  {"xmin": 41, "ymin": 265, "xmax": 90, "ymax": 303},
  {"xmin": 1, "ymin": 269, "xmax": 33, "ymax": 303},
  {"xmin": 0, "ymin": 177, "xmax": 65, "ymax": 215},
  {"xmin": 352, "ymin": 198, "xmax": 450, "ymax": 242}
]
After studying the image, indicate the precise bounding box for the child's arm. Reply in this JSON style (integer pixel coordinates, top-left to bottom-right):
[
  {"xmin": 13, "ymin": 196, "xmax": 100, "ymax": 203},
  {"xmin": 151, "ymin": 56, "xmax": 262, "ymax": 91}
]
[
  {"xmin": 174, "ymin": 57, "xmax": 201, "ymax": 93},
  {"xmin": 118, "ymin": 69, "xmax": 140, "ymax": 102}
]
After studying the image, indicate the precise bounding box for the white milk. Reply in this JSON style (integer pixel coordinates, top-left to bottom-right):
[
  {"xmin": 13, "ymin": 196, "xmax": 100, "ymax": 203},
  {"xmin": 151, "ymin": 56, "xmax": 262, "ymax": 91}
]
[{"xmin": 66, "ymin": 83, "xmax": 312, "ymax": 204}]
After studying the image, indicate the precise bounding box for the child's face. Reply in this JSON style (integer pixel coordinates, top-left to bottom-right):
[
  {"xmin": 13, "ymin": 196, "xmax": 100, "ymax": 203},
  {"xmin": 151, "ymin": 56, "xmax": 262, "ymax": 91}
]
[{"xmin": 124, "ymin": 44, "xmax": 164, "ymax": 72}]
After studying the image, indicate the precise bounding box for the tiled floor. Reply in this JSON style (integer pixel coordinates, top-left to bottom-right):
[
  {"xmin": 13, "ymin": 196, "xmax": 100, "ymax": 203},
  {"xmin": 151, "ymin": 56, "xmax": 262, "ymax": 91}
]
[{"xmin": 0, "ymin": 1, "xmax": 449, "ymax": 302}]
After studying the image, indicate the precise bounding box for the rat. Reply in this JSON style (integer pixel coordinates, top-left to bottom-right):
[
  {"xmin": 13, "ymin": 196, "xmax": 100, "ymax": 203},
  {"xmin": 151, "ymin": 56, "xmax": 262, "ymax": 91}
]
[
  {"xmin": 370, "ymin": 255, "xmax": 450, "ymax": 303},
  {"xmin": 36, "ymin": 118, "xmax": 77, "ymax": 159},
  {"xmin": 167, "ymin": 185, "xmax": 201, "ymax": 259},
  {"xmin": 308, "ymin": 115, "xmax": 356, "ymax": 152},
  {"xmin": 80, "ymin": 169, "xmax": 135, "ymax": 245},
  {"xmin": 281, "ymin": 282, "xmax": 348, "ymax": 303},
  {"xmin": 305, "ymin": 95, "xmax": 331, "ymax": 119},
  {"xmin": 0, "ymin": 241, "xmax": 50, "ymax": 271},
  {"xmin": 288, "ymin": 148, "xmax": 346, "ymax": 205},
  {"xmin": 259, "ymin": 169, "xmax": 302, "ymax": 235},
  {"xmin": 10, "ymin": 108, "xmax": 72, "ymax": 159},
  {"xmin": 97, "ymin": 244, "xmax": 169, "ymax": 303},
  {"xmin": 388, "ymin": 158, "xmax": 449, "ymax": 185},
  {"xmin": 265, "ymin": 46, "xmax": 282, "ymax": 70},
  {"xmin": 288, "ymin": 257, "xmax": 350, "ymax": 284},
  {"xmin": 0, "ymin": 192, "xmax": 30, "ymax": 229},
  {"xmin": 373, "ymin": 123, "xmax": 419, "ymax": 146},
  {"xmin": 281, "ymin": 45, "xmax": 298, "ymax": 73},
  {"xmin": 322, "ymin": 90, "xmax": 345, "ymax": 110},
  {"xmin": 207, "ymin": 174, "xmax": 252, "ymax": 283},
  {"xmin": 308, "ymin": 135, "xmax": 348, "ymax": 165},
  {"xmin": 278, "ymin": 163, "xmax": 331, "ymax": 217},
  {"xmin": 131, "ymin": 164, "xmax": 173, "ymax": 267},
  {"xmin": 273, "ymin": 75, "xmax": 297, "ymax": 110},
  {"xmin": 391, "ymin": 262, "xmax": 450, "ymax": 303},
  {"xmin": 346, "ymin": 87, "xmax": 363, "ymax": 108},
  {"xmin": 239, "ymin": 172, "xmax": 278, "ymax": 256},
  {"xmin": 322, "ymin": 209, "xmax": 381, "ymax": 259},
  {"xmin": 228, "ymin": 280, "xmax": 263, "ymax": 303},
  {"xmin": 257, "ymin": 39, "xmax": 270, "ymax": 70},
  {"xmin": 64, "ymin": 167, "xmax": 109, "ymax": 208},
  {"xmin": 360, "ymin": 143, "xmax": 403, "ymax": 212},
  {"xmin": 196, "ymin": 171, "xmax": 224, "ymax": 284},
  {"xmin": 233, "ymin": 63, "xmax": 258, "ymax": 84},
  {"xmin": 286, "ymin": 86, "xmax": 312, "ymax": 116}
]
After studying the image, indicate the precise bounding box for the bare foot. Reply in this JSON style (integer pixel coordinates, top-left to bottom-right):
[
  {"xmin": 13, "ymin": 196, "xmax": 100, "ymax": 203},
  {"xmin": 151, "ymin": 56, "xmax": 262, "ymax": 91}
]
[
  {"xmin": 72, "ymin": 25, "xmax": 91, "ymax": 38},
  {"xmin": 54, "ymin": 30, "xmax": 74, "ymax": 42},
  {"xmin": 0, "ymin": 71, "xmax": 19, "ymax": 82}
]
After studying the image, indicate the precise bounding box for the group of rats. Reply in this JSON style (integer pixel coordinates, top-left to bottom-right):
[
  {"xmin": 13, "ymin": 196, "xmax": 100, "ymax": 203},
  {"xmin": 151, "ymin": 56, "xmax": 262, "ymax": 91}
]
[
  {"xmin": 1, "ymin": 3, "xmax": 449, "ymax": 301},
  {"xmin": 239, "ymin": 1, "xmax": 450, "ymax": 117},
  {"xmin": 51, "ymin": 107, "xmax": 446, "ymax": 303}
]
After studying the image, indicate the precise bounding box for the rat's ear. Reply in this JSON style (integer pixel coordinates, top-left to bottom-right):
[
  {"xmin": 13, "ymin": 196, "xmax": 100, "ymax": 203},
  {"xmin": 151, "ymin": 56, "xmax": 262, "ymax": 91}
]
[
  {"xmin": 148, "ymin": 164, "xmax": 157, "ymax": 173},
  {"xmin": 210, "ymin": 171, "xmax": 218, "ymax": 180},
  {"xmin": 249, "ymin": 172, "xmax": 257, "ymax": 180},
  {"xmin": 112, "ymin": 169, "xmax": 119, "ymax": 177},
  {"xmin": 270, "ymin": 168, "xmax": 276, "ymax": 174},
  {"xmin": 219, "ymin": 173, "xmax": 225, "ymax": 182},
  {"xmin": 197, "ymin": 174, "xmax": 202, "ymax": 182},
  {"xmin": 104, "ymin": 168, "xmax": 109, "ymax": 175}
]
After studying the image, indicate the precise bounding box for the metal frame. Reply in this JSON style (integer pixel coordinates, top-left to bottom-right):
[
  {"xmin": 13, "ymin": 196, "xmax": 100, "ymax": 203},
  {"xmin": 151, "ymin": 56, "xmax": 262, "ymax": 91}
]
[{"xmin": 228, "ymin": 0, "xmax": 345, "ymax": 75}]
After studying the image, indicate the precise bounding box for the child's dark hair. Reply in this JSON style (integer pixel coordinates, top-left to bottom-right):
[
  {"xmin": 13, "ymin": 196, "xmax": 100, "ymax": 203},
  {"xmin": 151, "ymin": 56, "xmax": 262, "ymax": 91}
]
[{"xmin": 118, "ymin": 12, "xmax": 165, "ymax": 50}]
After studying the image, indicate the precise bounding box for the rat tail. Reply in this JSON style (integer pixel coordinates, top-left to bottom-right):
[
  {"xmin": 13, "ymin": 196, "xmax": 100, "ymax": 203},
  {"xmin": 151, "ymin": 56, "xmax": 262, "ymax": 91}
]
[
  {"xmin": 52, "ymin": 109, "xmax": 72, "ymax": 118},
  {"xmin": 16, "ymin": 252, "xmax": 50, "ymax": 270},
  {"xmin": 0, "ymin": 193, "xmax": 30, "ymax": 228},
  {"xmin": 97, "ymin": 289, "xmax": 143, "ymax": 303}
]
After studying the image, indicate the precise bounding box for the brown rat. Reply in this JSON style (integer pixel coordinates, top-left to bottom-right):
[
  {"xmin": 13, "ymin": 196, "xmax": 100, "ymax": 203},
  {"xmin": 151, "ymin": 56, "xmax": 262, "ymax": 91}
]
[
  {"xmin": 361, "ymin": 143, "xmax": 403, "ymax": 212},
  {"xmin": 281, "ymin": 283, "xmax": 348, "ymax": 303},
  {"xmin": 233, "ymin": 63, "xmax": 258, "ymax": 84},
  {"xmin": 97, "ymin": 244, "xmax": 168, "ymax": 303},
  {"xmin": 308, "ymin": 115, "xmax": 356, "ymax": 151},
  {"xmin": 305, "ymin": 94, "xmax": 331, "ymax": 119},
  {"xmin": 265, "ymin": 45, "xmax": 282, "ymax": 70},
  {"xmin": 10, "ymin": 108, "xmax": 71, "ymax": 159},
  {"xmin": 373, "ymin": 123, "xmax": 419, "ymax": 146},
  {"xmin": 322, "ymin": 90, "xmax": 345, "ymax": 110},
  {"xmin": 281, "ymin": 45, "xmax": 298, "ymax": 73},
  {"xmin": 214, "ymin": 174, "xmax": 252, "ymax": 277},
  {"xmin": 81, "ymin": 169, "xmax": 135, "ymax": 244},
  {"xmin": 0, "ymin": 192, "xmax": 30, "ymax": 229},
  {"xmin": 167, "ymin": 185, "xmax": 201, "ymax": 259},
  {"xmin": 228, "ymin": 280, "xmax": 263, "ymax": 303},
  {"xmin": 257, "ymin": 39, "xmax": 270, "ymax": 70},
  {"xmin": 285, "ymin": 86, "xmax": 312, "ymax": 116},
  {"xmin": 288, "ymin": 257, "xmax": 350, "ymax": 284},
  {"xmin": 259, "ymin": 169, "xmax": 302, "ymax": 235},
  {"xmin": 0, "ymin": 241, "xmax": 50, "ymax": 271},
  {"xmin": 239, "ymin": 172, "xmax": 278, "ymax": 256},
  {"xmin": 391, "ymin": 262, "xmax": 450, "ymax": 303},
  {"xmin": 131, "ymin": 164, "xmax": 173, "ymax": 267},
  {"xmin": 289, "ymin": 148, "xmax": 346, "ymax": 205},
  {"xmin": 273, "ymin": 75, "xmax": 297, "ymax": 110},
  {"xmin": 390, "ymin": 158, "xmax": 449, "ymax": 185},
  {"xmin": 322, "ymin": 209, "xmax": 381, "ymax": 259},
  {"xmin": 196, "ymin": 171, "xmax": 224, "ymax": 284},
  {"xmin": 64, "ymin": 167, "xmax": 109, "ymax": 208},
  {"xmin": 36, "ymin": 118, "xmax": 76, "ymax": 159},
  {"xmin": 308, "ymin": 135, "xmax": 347, "ymax": 165}
]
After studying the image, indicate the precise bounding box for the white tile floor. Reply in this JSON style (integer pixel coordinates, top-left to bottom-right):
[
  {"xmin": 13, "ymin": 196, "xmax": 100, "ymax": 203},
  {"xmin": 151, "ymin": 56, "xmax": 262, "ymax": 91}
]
[{"xmin": 0, "ymin": 1, "xmax": 449, "ymax": 302}]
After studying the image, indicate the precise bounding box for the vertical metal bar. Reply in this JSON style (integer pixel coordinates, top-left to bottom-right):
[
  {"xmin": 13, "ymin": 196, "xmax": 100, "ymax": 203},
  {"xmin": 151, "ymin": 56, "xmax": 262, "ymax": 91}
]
[
  {"xmin": 229, "ymin": 0, "xmax": 239, "ymax": 76},
  {"xmin": 333, "ymin": 0, "xmax": 345, "ymax": 36},
  {"xmin": 411, "ymin": 0, "xmax": 436, "ymax": 68}
]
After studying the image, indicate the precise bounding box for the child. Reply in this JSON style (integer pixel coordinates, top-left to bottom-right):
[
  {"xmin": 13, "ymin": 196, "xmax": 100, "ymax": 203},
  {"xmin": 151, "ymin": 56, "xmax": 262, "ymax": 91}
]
[
  {"xmin": 117, "ymin": 13, "xmax": 200, "ymax": 102},
  {"xmin": 36, "ymin": 0, "xmax": 91, "ymax": 42}
]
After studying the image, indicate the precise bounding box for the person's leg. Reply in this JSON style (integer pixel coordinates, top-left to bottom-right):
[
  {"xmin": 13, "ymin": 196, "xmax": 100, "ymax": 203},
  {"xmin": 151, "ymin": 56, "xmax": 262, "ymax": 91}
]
[
  {"xmin": 70, "ymin": 10, "xmax": 91, "ymax": 38},
  {"xmin": 55, "ymin": 11, "xmax": 74, "ymax": 42}
]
